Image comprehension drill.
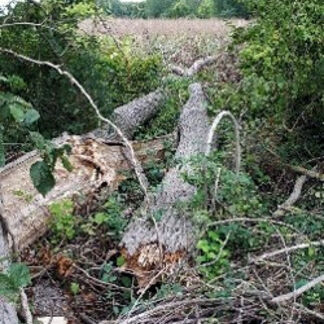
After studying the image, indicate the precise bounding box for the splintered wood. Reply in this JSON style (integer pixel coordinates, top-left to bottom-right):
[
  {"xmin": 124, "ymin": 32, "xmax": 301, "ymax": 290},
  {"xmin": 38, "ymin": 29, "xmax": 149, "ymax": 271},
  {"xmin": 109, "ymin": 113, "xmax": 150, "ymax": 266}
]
[{"xmin": 0, "ymin": 135, "xmax": 171, "ymax": 250}]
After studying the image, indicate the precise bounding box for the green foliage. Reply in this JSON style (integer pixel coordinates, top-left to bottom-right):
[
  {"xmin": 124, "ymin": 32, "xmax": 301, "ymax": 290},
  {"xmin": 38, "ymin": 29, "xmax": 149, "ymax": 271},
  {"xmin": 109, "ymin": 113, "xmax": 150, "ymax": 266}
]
[
  {"xmin": 30, "ymin": 161, "xmax": 56, "ymax": 197},
  {"xmin": 70, "ymin": 282, "xmax": 80, "ymax": 295},
  {"xmin": 197, "ymin": 0, "xmax": 216, "ymax": 18},
  {"xmin": 0, "ymin": 263, "xmax": 31, "ymax": 302},
  {"xmin": 100, "ymin": 262, "xmax": 117, "ymax": 283},
  {"xmin": 49, "ymin": 199, "xmax": 76, "ymax": 242},
  {"xmin": 82, "ymin": 196, "xmax": 126, "ymax": 239},
  {"xmin": 29, "ymin": 132, "xmax": 72, "ymax": 196},
  {"xmin": 183, "ymin": 153, "xmax": 266, "ymax": 218},
  {"xmin": 97, "ymin": 0, "xmax": 248, "ymax": 18},
  {"xmin": 0, "ymin": 0, "xmax": 162, "ymax": 138},
  {"xmin": 196, "ymin": 230, "xmax": 230, "ymax": 280},
  {"xmin": 212, "ymin": 0, "xmax": 323, "ymax": 162}
]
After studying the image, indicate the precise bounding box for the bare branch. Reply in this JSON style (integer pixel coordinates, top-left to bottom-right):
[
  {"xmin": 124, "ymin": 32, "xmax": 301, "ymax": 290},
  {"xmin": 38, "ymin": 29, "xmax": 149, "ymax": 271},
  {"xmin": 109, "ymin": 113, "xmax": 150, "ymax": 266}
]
[
  {"xmin": 273, "ymin": 174, "xmax": 307, "ymax": 217},
  {"xmin": 20, "ymin": 289, "xmax": 33, "ymax": 324},
  {"xmin": 0, "ymin": 47, "xmax": 149, "ymax": 199},
  {"xmin": 206, "ymin": 110, "xmax": 241, "ymax": 174},
  {"xmin": 251, "ymin": 240, "xmax": 324, "ymax": 263},
  {"xmin": 271, "ymin": 274, "xmax": 324, "ymax": 303},
  {"xmin": 171, "ymin": 56, "xmax": 218, "ymax": 77}
]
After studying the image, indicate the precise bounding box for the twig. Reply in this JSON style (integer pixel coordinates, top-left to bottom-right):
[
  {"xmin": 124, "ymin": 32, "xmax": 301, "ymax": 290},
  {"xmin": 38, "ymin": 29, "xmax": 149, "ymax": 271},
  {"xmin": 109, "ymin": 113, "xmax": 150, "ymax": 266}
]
[
  {"xmin": 206, "ymin": 110, "xmax": 241, "ymax": 174},
  {"xmin": 125, "ymin": 268, "xmax": 166, "ymax": 319},
  {"xmin": 287, "ymin": 165, "xmax": 324, "ymax": 181},
  {"xmin": 273, "ymin": 174, "xmax": 308, "ymax": 217},
  {"xmin": 73, "ymin": 264, "xmax": 131, "ymax": 292},
  {"xmin": 251, "ymin": 240, "xmax": 324, "ymax": 263},
  {"xmin": 207, "ymin": 217, "xmax": 301, "ymax": 235},
  {"xmin": 271, "ymin": 274, "xmax": 324, "ymax": 303},
  {"xmin": 295, "ymin": 302, "xmax": 324, "ymax": 321},
  {"xmin": 0, "ymin": 47, "xmax": 149, "ymax": 199},
  {"xmin": 20, "ymin": 288, "xmax": 33, "ymax": 324}
]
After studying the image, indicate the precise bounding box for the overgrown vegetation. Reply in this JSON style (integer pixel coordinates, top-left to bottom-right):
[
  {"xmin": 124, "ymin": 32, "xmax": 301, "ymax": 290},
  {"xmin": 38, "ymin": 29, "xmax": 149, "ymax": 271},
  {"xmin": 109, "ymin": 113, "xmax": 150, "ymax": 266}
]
[
  {"xmin": 98, "ymin": 0, "xmax": 249, "ymax": 18},
  {"xmin": 0, "ymin": 0, "xmax": 323, "ymax": 323}
]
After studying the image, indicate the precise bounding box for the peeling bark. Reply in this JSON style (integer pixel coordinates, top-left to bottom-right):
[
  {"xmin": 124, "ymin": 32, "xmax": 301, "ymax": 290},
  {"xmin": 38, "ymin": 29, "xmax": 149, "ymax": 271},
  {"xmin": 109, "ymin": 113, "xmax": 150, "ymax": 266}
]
[{"xmin": 121, "ymin": 83, "xmax": 210, "ymax": 283}]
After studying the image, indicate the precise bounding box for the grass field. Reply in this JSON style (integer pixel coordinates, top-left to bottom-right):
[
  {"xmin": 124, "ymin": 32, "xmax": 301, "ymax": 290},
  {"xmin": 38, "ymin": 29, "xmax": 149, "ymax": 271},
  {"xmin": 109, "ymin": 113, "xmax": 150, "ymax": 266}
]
[
  {"xmin": 80, "ymin": 18, "xmax": 248, "ymax": 37},
  {"xmin": 80, "ymin": 18, "xmax": 248, "ymax": 66}
]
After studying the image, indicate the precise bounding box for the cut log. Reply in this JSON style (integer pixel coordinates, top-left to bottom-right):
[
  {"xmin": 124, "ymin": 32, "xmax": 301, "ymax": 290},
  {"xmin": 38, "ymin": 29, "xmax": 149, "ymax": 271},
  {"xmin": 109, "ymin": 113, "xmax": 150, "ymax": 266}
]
[
  {"xmin": 0, "ymin": 134, "xmax": 174, "ymax": 251},
  {"xmin": 121, "ymin": 83, "xmax": 210, "ymax": 284},
  {"xmin": 92, "ymin": 89, "xmax": 164, "ymax": 140}
]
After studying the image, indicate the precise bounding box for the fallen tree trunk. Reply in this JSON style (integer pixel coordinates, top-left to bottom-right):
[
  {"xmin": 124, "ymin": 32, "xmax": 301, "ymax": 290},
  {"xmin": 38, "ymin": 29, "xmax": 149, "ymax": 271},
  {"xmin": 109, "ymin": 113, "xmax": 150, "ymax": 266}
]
[
  {"xmin": 121, "ymin": 83, "xmax": 210, "ymax": 285},
  {"xmin": 0, "ymin": 88, "xmax": 165, "ymax": 251},
  {"xmin": 0, "ymin": 134, "xmax": 174, "ymax": 251},
  {"xmin": 92, "ymin": 89, "xmax": 164, "ymax": 140},
  {"xmin": 0, "ymin": 194, "xmax": 19, "ymax": 323}
]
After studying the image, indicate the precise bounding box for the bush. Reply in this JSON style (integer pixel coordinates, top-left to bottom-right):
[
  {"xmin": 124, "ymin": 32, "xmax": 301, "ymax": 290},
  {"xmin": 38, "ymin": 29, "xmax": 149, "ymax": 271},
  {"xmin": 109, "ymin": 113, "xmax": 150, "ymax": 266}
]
[
  {"xmin": 0, "ymin": 0, "xmax": 162, "ymax": 139},
  {"xmin": 211, "ymin": 0, "xmax": 323, "ymax": 162}
]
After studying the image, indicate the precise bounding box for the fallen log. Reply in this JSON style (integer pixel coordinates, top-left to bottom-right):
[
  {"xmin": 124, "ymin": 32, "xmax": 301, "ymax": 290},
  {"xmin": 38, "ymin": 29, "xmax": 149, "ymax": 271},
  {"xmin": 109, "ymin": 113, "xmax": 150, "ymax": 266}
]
[
  {"xmin": 121, "ymin": 83, "xmax": 210, "ymax": 285},
  {"xmin": 0, "ymin": 134, "xmax": 174, "ymax": 251},
  {"xmin": 92, "ymin": 89, "xmax": 164, "ymax": 140}
]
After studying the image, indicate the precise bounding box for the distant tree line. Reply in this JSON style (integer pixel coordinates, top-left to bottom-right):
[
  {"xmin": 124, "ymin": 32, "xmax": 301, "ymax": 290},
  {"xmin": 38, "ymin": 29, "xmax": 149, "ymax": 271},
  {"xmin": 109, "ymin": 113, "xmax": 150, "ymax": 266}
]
[{"xmin": 96, "ymin": 0, "xmax": 249, "ymax": 18}]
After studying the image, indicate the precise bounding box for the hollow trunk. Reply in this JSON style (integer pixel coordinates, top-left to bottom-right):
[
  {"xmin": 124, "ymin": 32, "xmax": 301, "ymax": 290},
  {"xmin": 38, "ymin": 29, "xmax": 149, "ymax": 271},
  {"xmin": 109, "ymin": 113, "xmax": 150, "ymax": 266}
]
[{"xmin": 121, "ymin": 83, "xmax": 210, "ymax": 284}]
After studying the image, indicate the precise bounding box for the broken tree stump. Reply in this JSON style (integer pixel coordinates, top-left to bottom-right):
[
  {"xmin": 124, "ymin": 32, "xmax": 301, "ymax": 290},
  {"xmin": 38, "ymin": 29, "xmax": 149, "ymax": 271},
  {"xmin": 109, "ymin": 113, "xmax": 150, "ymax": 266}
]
[
  {"xmin": 121, "ymin": 83, "xmax": 210, "ymax": 284},
  {"xmin": 0, "ymin": 134, "xmax": 174, "ymax": 251}
]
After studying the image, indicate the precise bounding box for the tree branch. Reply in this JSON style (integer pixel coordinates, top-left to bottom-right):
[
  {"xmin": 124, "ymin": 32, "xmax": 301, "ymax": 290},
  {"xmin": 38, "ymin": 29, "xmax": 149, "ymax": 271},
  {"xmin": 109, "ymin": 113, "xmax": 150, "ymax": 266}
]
[
  {"xmin": 251, "ymin": 240, "xmax": 324, "ymax": 263},
  {"xmin": 0, "ymin": 47, "xmax": 149, "ymax": 199},
  {"xmin": 271, "ymin": 274, "xmax": 324, "ymax": 303},
  {"xmin": 206, "ymin": 110, "xmax": 241, "ymax": 174}
]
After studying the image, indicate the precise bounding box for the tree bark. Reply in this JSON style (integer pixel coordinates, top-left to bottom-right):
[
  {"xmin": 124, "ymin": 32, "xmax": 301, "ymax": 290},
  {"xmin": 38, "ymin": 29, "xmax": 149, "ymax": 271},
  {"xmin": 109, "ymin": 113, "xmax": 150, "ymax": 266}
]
[
  {"xmin": 121, "ymin": 83, "xmax": 210, "ymax": 284},
  {"xmin": 0, "ymin": 134, "xmax": 174, "ymax": 251},
  {"xmin": 92, "ymin": 89, "xmax": 164, "ymax": 140},
  {"xmin": 0, "ymin": 88, "xmax": 165, "ymax": 251}
]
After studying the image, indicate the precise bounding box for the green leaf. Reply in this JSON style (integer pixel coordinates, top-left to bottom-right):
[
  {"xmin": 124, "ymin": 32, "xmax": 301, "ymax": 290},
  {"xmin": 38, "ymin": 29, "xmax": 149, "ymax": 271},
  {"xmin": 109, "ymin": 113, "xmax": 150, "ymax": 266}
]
[
  {"xmin": 30, "ymin": 161, "xmax": 55, "ymax": 196},
  {"xmin": 70, "ymin": 282, "xmax": 80, "ymax": 295},
  {"xmin": 9, "ymin": 104, "xmax": 25, "ymax": 123},
  {"xmin": 116, "ymin": 256, "xmax": 125, "ymax": 267},
  {"xmin": 23, "ymin": 109, "xmax": 40, "ymax": 126},
  {"xmin": 8, "ymin": 263, "xmax": 31, "ymax": 289},
  {"xmin": 29, "ymin": 131, "xmax": 47, "ymax": 150},
  {"xmin": 94, "ymin": 212, "xmax": 107, "ymax": 225},
  {"xmin": 60, "ymin": 155, "xmax": 73, "ymax": 172}
]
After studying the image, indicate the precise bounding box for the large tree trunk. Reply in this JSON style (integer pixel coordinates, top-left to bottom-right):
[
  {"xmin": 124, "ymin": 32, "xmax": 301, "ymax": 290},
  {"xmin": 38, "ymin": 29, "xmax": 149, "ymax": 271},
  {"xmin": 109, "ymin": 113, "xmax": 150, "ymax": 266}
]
[
  {"xmin": 0, "ymin": 89, "xmax": 165, "ymax": 323},
  {"xmin": 0, "ymin": 135, "xmax": 173, "ymax": 251},
  {"xmin": 92, "ymin": 89, "xmax": 164, "ymax": 140},
  {"xmin": 0, "ymin": 204, "xmax": 19, "ymax": 323},
  {"xmin": 0, "ymin": 90, "xmax": 165, "ymax": 251},
  {"xmin": 121, "ymin": 83, "xmax": 210, "ymax": 285}
]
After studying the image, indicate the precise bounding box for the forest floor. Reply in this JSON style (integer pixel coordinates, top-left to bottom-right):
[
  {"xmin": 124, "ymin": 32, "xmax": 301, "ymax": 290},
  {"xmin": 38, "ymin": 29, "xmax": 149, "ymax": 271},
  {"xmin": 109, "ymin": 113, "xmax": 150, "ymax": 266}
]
[{"xmin": 18, "ymin": 18, "xmax": 323, "ymax": 324}]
